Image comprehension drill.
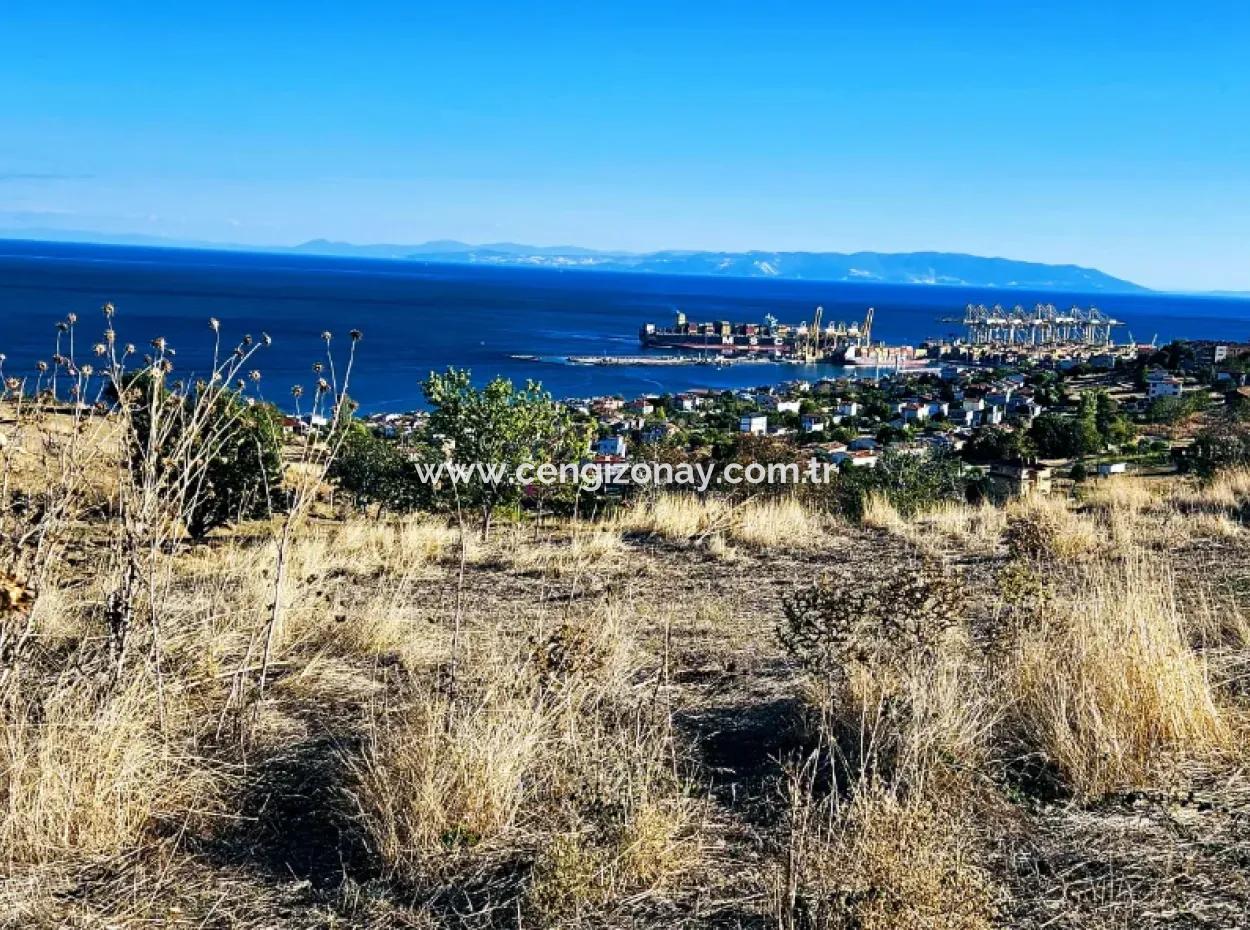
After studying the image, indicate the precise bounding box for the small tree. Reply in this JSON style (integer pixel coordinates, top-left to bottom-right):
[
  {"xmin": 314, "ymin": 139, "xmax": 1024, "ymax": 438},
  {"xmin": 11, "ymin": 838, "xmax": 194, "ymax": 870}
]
[
  {"xmin": 187, "ymin": 397, "xmax": 284, "ymax": 538},
  {"xmin": 422, "ymin": 368, "xmax": 588, "ymax": 538},
  {"xmin": 126, "ymin": 374, "xmax": 284, "ymax": 539},
  {"xmin": 328, "ymin": 420, "xmax": 432, "ymax": 514},
  {"xmin": 830, "ymin": 449, "xmax": 967, "ymax": 520}
]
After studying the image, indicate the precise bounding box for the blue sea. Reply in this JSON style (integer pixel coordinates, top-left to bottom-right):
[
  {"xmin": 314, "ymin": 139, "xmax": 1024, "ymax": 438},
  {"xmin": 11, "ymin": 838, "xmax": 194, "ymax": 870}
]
[{"xmin": 1, "ymin": 239, "xmax": 1248, "ymax": 413}]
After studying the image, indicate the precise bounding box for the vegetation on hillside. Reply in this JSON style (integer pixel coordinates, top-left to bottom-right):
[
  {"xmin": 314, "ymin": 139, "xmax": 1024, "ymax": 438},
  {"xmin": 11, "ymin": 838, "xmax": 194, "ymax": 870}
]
[{"xmin": 4, "ymin": 311, "xmax": 1250, "ymax": 928}]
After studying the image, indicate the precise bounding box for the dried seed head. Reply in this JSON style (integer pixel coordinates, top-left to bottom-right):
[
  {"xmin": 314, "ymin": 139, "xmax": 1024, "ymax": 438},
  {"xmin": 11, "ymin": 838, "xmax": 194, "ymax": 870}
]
[
  {"xmin": 102, "ymin": 302, "xmax": 115, "ymax": 318},
  {"xmin": 261, "ymin": 332, "xmax": 272, "ymax": 346},
  {"xmin": 209, "ymin": 317, "xmax": 220, "ymax": 332},
  {"xmin": 66, "ymin": 313, "xmax": 77, "ymax": 325},
  {"xmin": 316, "ymin": 378, "xmax": 329, "ymax": 393},
  {"xmin": 312, "ymin": 362, "xmax": 323, "ymax": 373},
  {"xmin": 151, "ymin": 337, "xmax": 167, "ymax": 351},
  {"xmin": 248, "ymin": 370, "xmax": 261, "ymax": 382},
  {"xmin": 36, "ymin": 361, "xmax": 48, "ymax": 372},
  {"xmin": 349, "ymin": 329, "xmax": 362, "ymax": 342},
  {"xmin": 93, "ymin": 343, "xmax": 107, "ymax": 357},
  {"xmin": 291, "ymin": 385, "xmax": 304, "ymax": 398},
  {"xmin": 321, "ymin": 331, "xmax": 332, "ymax": 343}
]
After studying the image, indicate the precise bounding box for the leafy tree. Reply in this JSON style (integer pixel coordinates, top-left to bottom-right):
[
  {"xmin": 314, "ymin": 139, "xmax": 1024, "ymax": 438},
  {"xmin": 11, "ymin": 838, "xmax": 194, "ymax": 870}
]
[
  {"xmin": 422, "ymin": 368, "xmax": 588, "ymax": 537},
  {"xmin": 1146, "ymin": 391, "xmax": 1209, "ymax": 425},
  {"xmin": 963, "ymin": 425, "xmax": 1036, "ymax": 464},
  {"xmin": 328, "ymin": 421, "xmax": 432, "ymax": 513},
  {"xmin": 1187, "ymin": 420, "xmax": 1250, "ymax": 478},
  {"xmin": 1094, "ymin": 391, "xmax": 1134, "ymax": 447}
]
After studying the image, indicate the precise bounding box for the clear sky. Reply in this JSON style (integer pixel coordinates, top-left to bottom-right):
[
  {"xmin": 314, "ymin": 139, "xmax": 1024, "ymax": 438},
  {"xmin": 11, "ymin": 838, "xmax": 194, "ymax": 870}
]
[{"xmin": 1, "ymin": 1, "xmax": 1247, "ymax": 291}]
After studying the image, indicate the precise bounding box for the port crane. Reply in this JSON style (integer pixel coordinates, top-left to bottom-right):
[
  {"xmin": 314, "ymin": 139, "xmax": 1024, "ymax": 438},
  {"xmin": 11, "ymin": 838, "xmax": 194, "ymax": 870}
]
[{"xmin": 941, "ymin": 303, "xmax": 1124, "ymax": 347}]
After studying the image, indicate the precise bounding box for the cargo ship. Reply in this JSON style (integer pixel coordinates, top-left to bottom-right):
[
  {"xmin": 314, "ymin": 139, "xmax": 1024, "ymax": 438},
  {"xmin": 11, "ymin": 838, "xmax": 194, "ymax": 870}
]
[{"xmin": 639, "ymin": 307, "xmax": 875, "ymax": 358}]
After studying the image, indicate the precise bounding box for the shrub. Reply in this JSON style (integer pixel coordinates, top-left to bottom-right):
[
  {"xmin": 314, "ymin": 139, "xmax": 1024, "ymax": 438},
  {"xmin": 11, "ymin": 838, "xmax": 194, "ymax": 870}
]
[
  {"xmin": 780, "ymin": 560, "xmax": 961, "ymax": 682},
  {"xmin": 328, "ymin": 420, "xmax": 431, "ymax": 513},
  {"xmin": 125, "ymin": 375, "xmax": 285, "ymax": 538},
  {"xmin": 831, "ymin": 449, "xmax": 968, "ymax": 521}
]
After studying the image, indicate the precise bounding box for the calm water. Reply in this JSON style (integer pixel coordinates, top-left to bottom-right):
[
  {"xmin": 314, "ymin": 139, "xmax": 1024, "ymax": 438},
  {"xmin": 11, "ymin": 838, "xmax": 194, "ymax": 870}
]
[{"xmin": 1, "ymin": 239, "xmax": 1248, "ymax": 413}]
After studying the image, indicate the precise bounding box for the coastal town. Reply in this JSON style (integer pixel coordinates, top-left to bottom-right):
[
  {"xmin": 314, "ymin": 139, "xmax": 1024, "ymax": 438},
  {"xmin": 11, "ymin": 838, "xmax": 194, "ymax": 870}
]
[{"xmin": 361, "ymin": 306, "xmax": 1250, "ymax": 498}]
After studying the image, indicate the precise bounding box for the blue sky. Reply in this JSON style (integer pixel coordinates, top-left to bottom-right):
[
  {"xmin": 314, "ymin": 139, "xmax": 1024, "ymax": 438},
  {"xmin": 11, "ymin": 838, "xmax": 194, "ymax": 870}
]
[{"xmin": 1, "ymin": 1, "xmax": 1247, "ymax": 290}]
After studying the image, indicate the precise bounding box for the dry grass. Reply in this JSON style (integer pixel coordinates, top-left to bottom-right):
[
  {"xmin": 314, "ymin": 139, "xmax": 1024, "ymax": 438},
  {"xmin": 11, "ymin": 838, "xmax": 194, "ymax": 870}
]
[
  {"xmin": 1005, "ymin": 493, "xmax": 1104, "ymax": 560},
  {"xmin": 0, "ymin": 672, "xmax": 216, "ymax": 864},
  {"xmin": 621, "ymin": 491, "xmax": 827, "ymax": 552},
  {"xmin": 866, "ymin": 496, "xmax": 1007, "ymax": 556},
  {"xmin": 350, "ymin": 605, "xmax": 700, "ymax": 914},
  {"xmin": 619, "ymin": 492, "xmax": 728, "ymax": 540},
  {"xmin": 9, "ymin": 383, "xmax": 1250, "ymax": 927},
  {"xmin": 729, "ymin": 496, "xmax": 824, "ymax": 549},
  {"xmin": 1007, "ymin": 553, "xmax": 1232, "ymax": 795},
  {"xmin": 1080, "ymin": 475, "xmax": 1161, "ymax": 514},
  {"xmin": 779, "ymin": 778, "xmax": 999, "ymax": 930},
  {"xmin": 506, "ymin": 526, "xmax": 628, "ymax": 578}
]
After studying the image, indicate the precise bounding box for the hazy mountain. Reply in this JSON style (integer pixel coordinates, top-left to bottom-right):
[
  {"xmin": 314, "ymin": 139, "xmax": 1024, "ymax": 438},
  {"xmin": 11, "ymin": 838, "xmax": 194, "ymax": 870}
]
[
  {"xmin": 0, "ymin": 228, "xmax": 1147, "ymax": 292},
  {"xmin": 297, "ymin": 241, "xmax": 1148, "ymax": 292}
]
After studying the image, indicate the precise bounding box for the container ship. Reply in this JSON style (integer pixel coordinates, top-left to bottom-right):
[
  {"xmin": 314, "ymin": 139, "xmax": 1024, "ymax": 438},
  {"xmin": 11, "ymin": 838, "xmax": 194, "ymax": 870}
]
[
  {"xmin": 639, "ymin": 307, "xmax": 937, "ymax": 369},
  {"xmin": 639, "ymin": 307, "xmax": 875, "ymax": 358}
]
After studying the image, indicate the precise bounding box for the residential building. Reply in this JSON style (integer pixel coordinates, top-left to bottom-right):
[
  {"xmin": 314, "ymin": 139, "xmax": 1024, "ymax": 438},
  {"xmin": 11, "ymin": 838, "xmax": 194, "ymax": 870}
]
[
  {"xmin": 740, "ymin": 414, "xmax": 769, "ymax": 435},
  {"xmin": 594, "ymin": 435, "xmax": 627, "ymax": 457}
]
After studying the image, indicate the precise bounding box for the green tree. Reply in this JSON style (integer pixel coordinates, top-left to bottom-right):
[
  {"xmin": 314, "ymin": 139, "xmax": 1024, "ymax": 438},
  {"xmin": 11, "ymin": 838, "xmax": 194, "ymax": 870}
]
[
  {"xmin": 1094, "ymin": 391, "xmax": 1134, "ymax": 447},
  {"xmin": 127, "ymin": 377, "xmax": 285, "ymax": 539},
  {"xmin": 830, "ymin": 449, "xmax": 967, "ymax": 520},
  {"xmin": 328, "ymin": 421, "xmax": 432, "ymax": 513},
  {"xmin": 963, "ymin": 425, "xmax": 1036, "ymax": 464},
  {"xmin": 422, "ymin": 368, "xmax": 588, "ymax": 537},
  {"xmin": 1188, "ymin": 420, "xmax": 1250, "ymax": 478}
]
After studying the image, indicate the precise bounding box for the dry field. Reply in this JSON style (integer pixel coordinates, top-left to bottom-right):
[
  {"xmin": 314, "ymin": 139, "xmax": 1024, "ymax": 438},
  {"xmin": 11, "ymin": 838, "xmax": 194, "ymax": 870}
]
[{"xmin": 4, "ymin": 409, "xmax": 1250, "ymax": 927}]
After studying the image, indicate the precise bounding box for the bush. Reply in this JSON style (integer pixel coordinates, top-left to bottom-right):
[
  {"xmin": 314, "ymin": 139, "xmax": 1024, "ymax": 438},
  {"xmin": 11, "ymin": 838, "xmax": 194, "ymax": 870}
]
[
  {"xmin": 328, "ymin": 421, "xmax": 432, "ymax": 513},
  {"xmin": 780, "ymin": 559, "xmax": 962, "ymax": 682},
  {"xmin": 831, "ymin": 449, "xmax": 968, "ymax": 521},
  {"xmin": 1188, "ymin": 420, "xmax": 1250, "ymax": 478},
  {"xmin": 126, "ymin": 376, "xmax": 285, "ymax": 538}
]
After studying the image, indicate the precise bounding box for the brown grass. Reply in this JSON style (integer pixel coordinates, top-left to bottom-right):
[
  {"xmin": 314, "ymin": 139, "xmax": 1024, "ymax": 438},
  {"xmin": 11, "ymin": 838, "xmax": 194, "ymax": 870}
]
[{"xmin": 1007, "ymin": 552, "xmax": 1232, "ymax": 795}]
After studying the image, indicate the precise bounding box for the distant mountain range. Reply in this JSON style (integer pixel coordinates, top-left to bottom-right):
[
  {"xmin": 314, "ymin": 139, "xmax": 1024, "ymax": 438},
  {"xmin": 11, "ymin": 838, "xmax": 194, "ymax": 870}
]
[
  {"xmin": 0, "ymin": 227, "xmax": 1154, "ymax": 293},
  {"xmin": 290, "ymin": 239, "xmax": 1148, "ymax": 292}
]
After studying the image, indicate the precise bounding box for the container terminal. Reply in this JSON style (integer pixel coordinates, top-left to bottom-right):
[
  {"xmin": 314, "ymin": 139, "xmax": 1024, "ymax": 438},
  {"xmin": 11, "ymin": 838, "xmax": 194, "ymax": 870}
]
[{"xmin": 636, "ymin": 304, "xmax": 1137, "ymax": 370}]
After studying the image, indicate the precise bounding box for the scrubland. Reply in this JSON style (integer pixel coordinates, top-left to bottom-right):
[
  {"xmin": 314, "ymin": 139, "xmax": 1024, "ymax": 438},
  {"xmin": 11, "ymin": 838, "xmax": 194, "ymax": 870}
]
[{"xmin": 5, "ymin": 405, "xmax": 1250, "ymax": 927}]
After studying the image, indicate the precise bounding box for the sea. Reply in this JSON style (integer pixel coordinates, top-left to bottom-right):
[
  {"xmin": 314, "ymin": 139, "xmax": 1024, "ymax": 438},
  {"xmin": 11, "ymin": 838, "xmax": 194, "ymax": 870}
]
[{"xmin": 1, "ymin": 239, "xmax": 1249, "ymax": 414}]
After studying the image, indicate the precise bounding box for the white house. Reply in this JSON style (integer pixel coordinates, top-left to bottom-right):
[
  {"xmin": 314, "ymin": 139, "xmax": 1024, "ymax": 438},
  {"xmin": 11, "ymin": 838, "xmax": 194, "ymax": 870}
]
[
  {"xmin": 1097, "ymin": 462, "xmax": 1128, "ymax": 477},
  {"xmin": 898, "ymin": 402, "xmax": 929, "ymax": 423},
  {"xmin": 800, "ymin": 414, "xmax": 827, "ymax": 433},
  {"xmin": 1148, "ymin": 377, "xmax": 1183, "ymax": 399},
  {"xmin": 740, "ymin": 414, "xmax": 769, "ymax": 435},
  {"xmin": 836, "ymin": 401, "xmax": 861, "ymax": 417},
  {"xmin": 831, "ymin": 449, "xmax": 878, "ymax": 468},
  {"xmin": 595, "ymin": 435, "xmax": 627, "ymax": 457}
]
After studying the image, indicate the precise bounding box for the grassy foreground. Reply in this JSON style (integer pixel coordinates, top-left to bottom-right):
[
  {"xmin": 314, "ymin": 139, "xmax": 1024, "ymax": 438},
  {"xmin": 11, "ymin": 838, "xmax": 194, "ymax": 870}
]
[{"xmin": 4, "ymin": 409, "xmax": 1250, "ymax": 927}]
